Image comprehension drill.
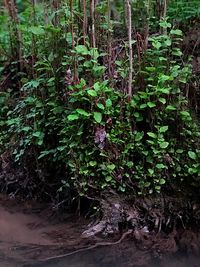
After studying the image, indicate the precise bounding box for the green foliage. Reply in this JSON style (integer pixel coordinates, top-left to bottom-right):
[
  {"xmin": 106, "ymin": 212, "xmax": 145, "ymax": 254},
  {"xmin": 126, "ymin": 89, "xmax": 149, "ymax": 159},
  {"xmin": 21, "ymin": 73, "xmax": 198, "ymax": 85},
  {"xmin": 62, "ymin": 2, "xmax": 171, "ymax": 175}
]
[
  {"xmin": 0, "ymin": 1, "xmax": 200, "ymax": 200},
  {"xmin": 168, "ymin": 0, "xmax": 200, "ymax": 23}
]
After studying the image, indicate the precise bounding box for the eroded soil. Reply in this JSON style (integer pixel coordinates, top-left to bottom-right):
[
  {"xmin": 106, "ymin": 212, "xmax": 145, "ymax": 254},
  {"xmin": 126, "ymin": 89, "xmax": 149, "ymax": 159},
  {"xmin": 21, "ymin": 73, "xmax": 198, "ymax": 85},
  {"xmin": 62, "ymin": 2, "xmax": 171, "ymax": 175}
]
[
  {"xmin": 0, "ymin": 194, "xmax": 200, "ymax": 267},
  {"xmin": 0, "ymin": 194, "xmax": 89, "ymax": 266}
]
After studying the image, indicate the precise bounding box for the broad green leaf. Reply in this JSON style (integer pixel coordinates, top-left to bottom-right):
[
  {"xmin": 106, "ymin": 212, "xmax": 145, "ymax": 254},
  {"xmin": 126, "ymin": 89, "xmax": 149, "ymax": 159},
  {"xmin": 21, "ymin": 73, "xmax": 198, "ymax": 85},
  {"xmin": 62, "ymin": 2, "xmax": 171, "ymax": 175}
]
[
  {"xmin": 75, "ymin": 45, "xmax": 89, "ymax": 55},
  {"xmin": 105, "ymin": 176, "xmax": 112, "ymax": 182},
  {"xmin": 159, "ymin": 126, "xmax": 168, "ymax": 133},
  {"xmin": 93, "ymin": 82, "xmax": 100, "ymax": 91},
  {"xmin": 29, "ymin": 26, "xmax": 45, "ymax": 35},
  {"xmin": 159, "ymin": 141, "xmax": 169, "ymax": 149},
  {"xmin": 140, "ymin": 104, "xmax": 147, "ymax": 109},
  {"xmin": 89, "ymin": 161, "xmax": 97, "ymax": 166},
  {"xmin": 188, "ymin": 151, "xmax": 197, "ymax": 160},
  {"xmin": 33, "ymin": 131, "xmax": 42, "ymax": 137},
  {"xmin": 159, "ymin": 21, "xmax": 171, "ymax": 28},
  {"xmin": 180, "ymin": 111, "xmax": 190, "ymax": 117},
  {"xmin": 170, "ymin": 29, "xmax": 183, "ymax": 36},
  {"xmin": 76, "ymin": 109, "xmax": 90, "ymax": 116},
  {"xmin": 145, "ymin": 67, "xmax": 156, "ymax": 72},
  {"xmin": 176, "ymin": 149, "xmax": 183, "ymax": 154},
  {"xmin": 164, "ymin": 39, "xmax": 172, "ymax": 46},
  {"xmin": 22, "ymin": 126, "xmax": 31, "ymax": 132},
  {"xmin": 159, "ymin": 88, "xmax": 170, "ymax": 94},
  {"xmin": 133, "ymin": 112, "xmax": 140, "ymax": 118},
  {"xmin": 135, "ymin": 131, "xmax": 144, "ymax": 141},
  {"xmin": 107, "ymin": 164, "xmax": 115, "ymax": 171},
  {"xmin": 87, "ymin": 89, "xmax": 97, "ymax": 97},
  {"xmin": 96, "ymin": 103, "xmax": 105, "ymax": 110},
  {"xmin": 106, "ymin": 99, "xmax": 112, "ymax": 107},
  {"xmin": 156, "ymin": 163, "xmax": 166, "ymax": 169},
  {"xmin": 148, "ymin": 169, "xmax": 154, "ymax": 175},
  {"xmin": 166, "ymin": 105, "xmax": 176, "ymax": 111},
  {"xmin": 159, "ymin": 98, "xmax": 166, "ymax": 104},
  {"xmin": 155, "ymin": 185, "xmax": 161, "ymax": 192},
  {"xmin": 172, "ymin": 48, "xmax": 183, "ymax": 56},
  {"xmin": 67, "ymin": 114, "xmax": 79, "ymax": 121},
  {"xmin": 93, "ymin": 112, "xmax": 102, "ymax": 123},
  {"xmin": 147, "ymin": 132, "xmax": 157, "ymax": 138},
  {"xmin": 188, "ymin": 167, "xmax": 197, "ymax": 174},
  {"xmin": 147, "ymin": 102, "xmax": 156, "ymax": 108},
  {"xmin": 152, "ymin": 41, "xmax": 162, "ymax": 50},
  {"xmin": 159, "ymin": 178, "xmax": 166, "ymax": 185}
]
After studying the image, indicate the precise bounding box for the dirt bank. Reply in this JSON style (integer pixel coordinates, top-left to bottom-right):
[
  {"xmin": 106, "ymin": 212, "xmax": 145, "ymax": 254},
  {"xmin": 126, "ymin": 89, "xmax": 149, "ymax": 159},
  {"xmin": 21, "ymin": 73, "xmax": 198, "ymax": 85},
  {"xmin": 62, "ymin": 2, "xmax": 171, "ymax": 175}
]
[{"xmin": 0, "ymin": 194, "xmax": 200, "ymax": 267}]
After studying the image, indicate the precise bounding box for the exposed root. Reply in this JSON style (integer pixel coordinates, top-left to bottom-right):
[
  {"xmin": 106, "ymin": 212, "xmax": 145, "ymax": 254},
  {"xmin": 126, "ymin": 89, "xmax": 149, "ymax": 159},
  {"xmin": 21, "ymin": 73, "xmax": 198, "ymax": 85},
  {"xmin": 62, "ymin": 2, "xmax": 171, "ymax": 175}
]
[{"xmin": 39, "ymin": 229, "xmax": 133, "ymax": 262}]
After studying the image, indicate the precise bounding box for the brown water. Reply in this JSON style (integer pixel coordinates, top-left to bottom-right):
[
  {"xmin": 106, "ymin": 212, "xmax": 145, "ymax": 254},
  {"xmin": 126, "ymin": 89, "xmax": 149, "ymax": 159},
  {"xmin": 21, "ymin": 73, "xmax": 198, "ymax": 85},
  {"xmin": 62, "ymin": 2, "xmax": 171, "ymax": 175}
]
[{"xmin": 0, "ymin": 195, "xmax": 200, "ymax": 267}]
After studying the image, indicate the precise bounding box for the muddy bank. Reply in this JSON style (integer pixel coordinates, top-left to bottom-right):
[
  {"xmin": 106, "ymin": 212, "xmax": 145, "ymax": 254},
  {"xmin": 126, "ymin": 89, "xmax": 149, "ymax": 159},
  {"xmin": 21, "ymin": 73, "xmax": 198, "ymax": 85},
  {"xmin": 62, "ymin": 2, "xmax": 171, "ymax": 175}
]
[{"xmin": 0, "ymin": 194, "xmax": 200, "ymax": 267}]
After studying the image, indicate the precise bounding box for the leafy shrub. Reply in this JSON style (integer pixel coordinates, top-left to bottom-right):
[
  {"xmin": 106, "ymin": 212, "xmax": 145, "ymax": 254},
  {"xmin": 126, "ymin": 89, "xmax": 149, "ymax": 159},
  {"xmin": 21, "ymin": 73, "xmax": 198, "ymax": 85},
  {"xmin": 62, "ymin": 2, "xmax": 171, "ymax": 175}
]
[{"xmin": 1, "ymin": 2, "xmax": 200, "ymax": 200}]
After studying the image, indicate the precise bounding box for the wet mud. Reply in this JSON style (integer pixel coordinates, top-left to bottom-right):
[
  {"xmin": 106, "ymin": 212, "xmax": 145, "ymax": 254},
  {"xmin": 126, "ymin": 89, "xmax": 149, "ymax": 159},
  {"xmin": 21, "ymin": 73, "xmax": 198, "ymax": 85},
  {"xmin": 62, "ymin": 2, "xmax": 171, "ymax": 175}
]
[{"xmin": 0, "ymin": 194, "xmax": 200, "ymax": 267}]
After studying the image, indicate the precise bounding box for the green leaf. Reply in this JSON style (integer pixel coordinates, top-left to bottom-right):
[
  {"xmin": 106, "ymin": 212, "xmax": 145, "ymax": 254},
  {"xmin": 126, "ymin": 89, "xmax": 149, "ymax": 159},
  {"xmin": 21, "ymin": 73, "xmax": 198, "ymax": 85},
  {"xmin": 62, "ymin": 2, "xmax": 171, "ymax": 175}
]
[
  {"xmin": 159, "ymin": 88, "xmax": 170, "ymax": 94},
  {"xmin": 148, "ymin": 169, "xmax": 154, "ymax": 175},
  {"xmin": 159, "ymin": 98, "xmax": 166, "ymax": 104},
  {"xmin": 135, "ymin": 131, "xmax": 144, "ymax": 142},
  {"xmin": 89, "ymin": 161, "xmax": 97, "ymax": 166},
  {"xmin": 156, "ymin": 163, "xmax": 166, "ymax": 169},
  {"xmin": 140, "ymin": 104, "xmax": 147, "ymax": 109},
  {"xmin": 180, "ymin": 111, "xmax": 190, "ymax": 117},
  {"xmin": 170, "ymin": 29, "xmax": 183, "ymax": 36},
  {"xmin": 67, "ymin": 114, "xmax": 79, "ymax": 121},
  {"xmin": 188, "ymin": 151, "xmax": 197, "ymax": 160},
  {"xmin": 76, "ymin": 109, "xmax": 90, "ymax": 116},
  {"xmin": 96, "ymin": 103, "xmax": 105, "ymax": 110},
  {"xmin": 22, "ymin": 126, "xmax": 31, "ymax": 132},
  {"xmin": 176, "ymin": 149, "xmax": 183, "ymax": 154},
  {"xmin": 133, "ymin": 112, "xmax": 140, "ymax": 118},
  {"xmin": 105, "ymin": 176, "xmax": 112, "ymax": 182},
  {"xmin": 166, "ymin": 105, "xmax": 176, "ymax": 111},
  {"xmin": 145, "ymin": 67, "xmax": 156, "ymax": 72},
  {"xmin": 87, "ymin": 89, "xmax": 97, "ymax": 97},
  {"xmin": 147, "ymin": 102, "xmax": 156, "ymax": 108},
  {"xmin": 29, "ymin": 26, "xmax": 45, "ymax": 35},
  {"xmin": 159, "ymin": 126, "xmax": 168, "ymax": 133},
  {"xmin": 106, "ymin": 99, "xmax": 112, "ymax": 107},
  {"xmin": 75, "ymin": 45, "xmax": 89, "ymax": 55},
  {"xmin": 188, "ymin": 167, "xmax": 197, "ymax": 174},
  {"xmin": 159, "ymin": 21, "xmax": 171, "ymax": 28},
  {"xmin": 33, "ymin": 131, "xmax": 42, "ymax": 137},
  {"xmin": 107, "ymin": 164, "xmax": 115, "ymax": 171},
  {"xmin": 147, "ymin": 132, "xmax": 157, "ymax": 138},
  {"xmin": 152, "ymin": 41, "xmax": 162, "ymax": 50},
  {"xmin": 159, "ymin": 178, "xmax": 166, "ymax": 185},
  {"xmin": 93, "ymin": 82, "xmax": 100, "ymax": 91},
  {"xmin": 159, "ymin": 141, "xmax": 169, "ymax": 149},
  {"xmin": 172, "ymin": 48, "xmax": 183, "ymax": 56},
  {"xmin": 164, "ymin": 38, "xmax": 172, "ymax": 46},
  {"xmin": 93, "ymin": 112, "xmax": 102, "ymax": 123},
  {"xmin": 155, "ymin": 185, "xmax": 161, "ymax": 192}
]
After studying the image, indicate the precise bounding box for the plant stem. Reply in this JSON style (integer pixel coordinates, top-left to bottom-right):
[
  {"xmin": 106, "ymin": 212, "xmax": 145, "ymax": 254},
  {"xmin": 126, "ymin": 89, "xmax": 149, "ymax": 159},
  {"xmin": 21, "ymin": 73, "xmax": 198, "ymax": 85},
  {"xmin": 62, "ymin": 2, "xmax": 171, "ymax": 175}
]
[{"xmin": 125, "ymin": 0, "xmax": 133, "ymax": 97}]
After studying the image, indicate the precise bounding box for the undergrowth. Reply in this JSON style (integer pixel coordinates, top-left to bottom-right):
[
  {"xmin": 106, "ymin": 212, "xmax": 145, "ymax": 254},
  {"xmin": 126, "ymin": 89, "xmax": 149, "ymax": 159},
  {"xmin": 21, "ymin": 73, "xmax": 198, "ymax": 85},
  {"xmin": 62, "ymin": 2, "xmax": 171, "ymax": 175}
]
[{"xmin": 0, "ymin": 0, "xmax": 200, "ymax": 203}]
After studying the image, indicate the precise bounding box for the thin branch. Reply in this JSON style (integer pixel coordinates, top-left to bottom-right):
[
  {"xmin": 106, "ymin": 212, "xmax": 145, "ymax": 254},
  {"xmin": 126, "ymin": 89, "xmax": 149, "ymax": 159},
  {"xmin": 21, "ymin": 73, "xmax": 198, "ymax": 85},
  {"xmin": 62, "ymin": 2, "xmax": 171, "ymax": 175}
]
[
  {"xmin": 90, "ymin": 0, "xmax": 96, "ymax": 48},
  {"xmin": 83, "ymin": 0, "xmax": 87, "ymax": 45},
  {"xmin": 125, "ymin": 0, "xmax": 133, "ymax": 97}
]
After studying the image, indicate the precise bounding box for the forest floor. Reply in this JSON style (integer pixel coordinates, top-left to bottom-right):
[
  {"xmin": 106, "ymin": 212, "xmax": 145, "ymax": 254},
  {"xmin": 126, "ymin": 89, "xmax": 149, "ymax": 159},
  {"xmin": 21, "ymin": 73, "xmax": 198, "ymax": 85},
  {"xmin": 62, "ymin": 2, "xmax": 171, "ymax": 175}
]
[{"xmin": 0, "ymin": 194, "xmax": 200, "ymax": 267}]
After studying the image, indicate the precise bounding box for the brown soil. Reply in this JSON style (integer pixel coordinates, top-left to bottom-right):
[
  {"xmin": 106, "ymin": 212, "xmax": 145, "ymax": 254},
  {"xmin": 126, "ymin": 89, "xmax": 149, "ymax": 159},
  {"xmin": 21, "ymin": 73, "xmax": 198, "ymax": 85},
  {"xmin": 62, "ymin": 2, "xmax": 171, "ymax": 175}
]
[
  {"xmin": 0, "ymin": 194, "xmax": 200, "ymax": 267},
  {"xmin": 0, "ymin": 194, "xmax": 89, "ymax": 266}
]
